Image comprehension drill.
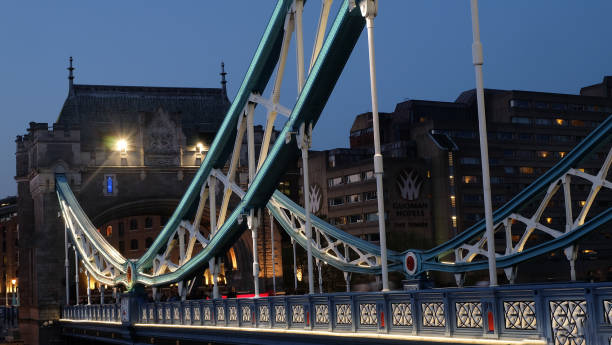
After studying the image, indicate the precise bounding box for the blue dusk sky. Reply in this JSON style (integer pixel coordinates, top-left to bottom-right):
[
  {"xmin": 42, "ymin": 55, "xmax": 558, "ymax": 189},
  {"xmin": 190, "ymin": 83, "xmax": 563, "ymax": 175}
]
[{"xmin": 0, "ymin": 1, "xmax": 611, "ymax": 196}]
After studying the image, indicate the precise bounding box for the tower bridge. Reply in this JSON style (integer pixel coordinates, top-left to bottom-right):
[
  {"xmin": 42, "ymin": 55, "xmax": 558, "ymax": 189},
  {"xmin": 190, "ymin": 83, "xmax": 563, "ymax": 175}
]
[{"xmin": 12, "ymin": 0, "xmax": 612, "ymax": 344}]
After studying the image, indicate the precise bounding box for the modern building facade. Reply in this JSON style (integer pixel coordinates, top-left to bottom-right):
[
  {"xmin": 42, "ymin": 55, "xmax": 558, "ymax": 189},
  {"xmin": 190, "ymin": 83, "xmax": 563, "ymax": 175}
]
[{"xmin": 301, "ymin": 76, "xmax": 612, "ymax": 287}]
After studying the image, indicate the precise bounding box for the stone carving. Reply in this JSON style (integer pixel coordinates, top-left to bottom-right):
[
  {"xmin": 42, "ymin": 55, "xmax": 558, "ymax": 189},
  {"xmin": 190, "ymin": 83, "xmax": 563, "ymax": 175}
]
[
  {"xmin": 173, "ymin": 306, "xmax": 180, "ymax": 321},
  {"xmin": 549, "ymin": 300, "xmax": 587, "ymax": 345},
  {"xmin": 504, "ymin": 301, "xmax": 537, "ymax": 330},
  {"xmin": 184, "ymin": 307, "xmax": 191, "ymax": 322},
  {"xmin": 204, "ymin": 306, "xmax": 211, "ymax": 321},
  {"xmin": 144, "ymin": 108, "xmax": 181, "ymax": 166},
  {"xmin": 194, "ymin": 306, "xmax": 201, "ymax": 321},
  {"xmin": 455, "ymin": 302, "xmax": 482, "ymax": 328}
]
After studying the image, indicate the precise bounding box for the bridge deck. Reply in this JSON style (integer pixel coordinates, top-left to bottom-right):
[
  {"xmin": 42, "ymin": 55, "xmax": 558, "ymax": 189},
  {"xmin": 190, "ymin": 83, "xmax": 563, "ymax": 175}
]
[{"xmin": 60, "ymin": 281, "xmax": 612, "ymax": 345}]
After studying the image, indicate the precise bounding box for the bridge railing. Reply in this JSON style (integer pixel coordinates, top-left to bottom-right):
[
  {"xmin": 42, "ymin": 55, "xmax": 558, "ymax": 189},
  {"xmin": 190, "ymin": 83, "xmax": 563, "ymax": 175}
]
[
  {"xmin": 62, "ymin": 304, "xmax": 120, "ymax": 323},
  {"xmin": 61, "ymin": 282, "xmax": 612, "ymax": 344}
]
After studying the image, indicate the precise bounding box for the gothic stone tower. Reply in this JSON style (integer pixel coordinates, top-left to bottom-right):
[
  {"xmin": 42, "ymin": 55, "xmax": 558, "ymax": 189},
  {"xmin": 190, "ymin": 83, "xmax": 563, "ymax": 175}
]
[{"xmin": 14, "ymin": 61, "xmax": 286, "ymax": 344}]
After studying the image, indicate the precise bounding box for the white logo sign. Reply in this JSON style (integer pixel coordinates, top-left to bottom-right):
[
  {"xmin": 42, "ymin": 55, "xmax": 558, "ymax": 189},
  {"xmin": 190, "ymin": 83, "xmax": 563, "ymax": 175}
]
[
  {"xmin": 309, "ymin": 184, "xmax": 321, "ymax": 214},
  {"xmin": 397, "ymin": 169, "xmax": 422, "ymax": 200}
]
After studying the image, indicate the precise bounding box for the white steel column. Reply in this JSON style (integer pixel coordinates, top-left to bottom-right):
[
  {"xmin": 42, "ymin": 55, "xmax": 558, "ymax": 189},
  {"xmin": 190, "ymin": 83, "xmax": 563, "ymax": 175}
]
[
  {"xmin": 209, "ymin": 177, "xmax": 220, "ymax": 298},
  {"xmin": 270, "ymin": 212, "xmax": 277, "ymax": 294},
  {"xmin": 74, "ymin": 247, "xmax": 79, "ymax": 305},
  {"xmin": 86, "ymin": 270, "xmax": 91, "ymax": 305},
  {"xmin": 295, "ymin": 0, "xmax": 305, "ymax": 91},
  {"xmin": 361, "ymin": 0, "xmax": 389, "ymax": 291},
  {"xmin": 292, "ymin": 239, "xmax": 298, "ymax": 290},
  {"xmin": 64, "ymin": 226, "xmax": 70, "ymax": 305},
  {"xmin": 470, "ymin": 0, "xmax": 497, "ymax": 286},
  {"xmin": 298, "ymin": 122, "xmax": 314, "ymax": 294},
  {"xmin": 246, "ymin": 102, "xmax": 260, "ymax": 297}
]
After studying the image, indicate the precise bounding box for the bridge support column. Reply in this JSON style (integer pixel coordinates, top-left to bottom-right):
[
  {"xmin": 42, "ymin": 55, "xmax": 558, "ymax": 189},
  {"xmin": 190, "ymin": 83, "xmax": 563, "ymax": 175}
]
[
  {"xmin": 209, "ymin": 176, "xmax": 220, "ymax": 299},
  {"xmin": 64, "ymin": 226, "xmax": 70, "ymax": 305},
  {"xmin": 470, "ymin": 0, "xmax": 498, "ymax": 286},
  {"xmin": 86, "ymin": 271, "xmax": 91, "ymax": 305},
  {"xmin": 74, "ymin": 248, "xmax": 79, "ymax": 305},
  {"xmin": 270, "ymin": 212, "xmax": 277, "ymax": 294},
  {"xmin": 298, "ymin": 122, "xmax": 314, "ymax": 294},
  {"xmin": 361, "ymin": 0, "xmax": 389, "ymax": 292}
]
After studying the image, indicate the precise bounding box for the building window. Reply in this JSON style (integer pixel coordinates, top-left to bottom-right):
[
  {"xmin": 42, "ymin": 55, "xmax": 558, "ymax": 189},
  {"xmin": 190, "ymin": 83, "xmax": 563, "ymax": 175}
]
[
  {"xmin": 518, "ymin": 133, "xmax": 532, "ymax": 140},
  {"xmin": 363, "ymin": 191, "xmax": 377, "ymax": 201},
  {"xmin": 348, "ymin": 214, "xmax": 363, "ymax": 224},
  {"xmin": 504, "ymin": 167, "xmax": 515, "ymax": 174},
  {"xmin": 327, "ymin": 177, "xmax": 344, "ymax": 187},
  {"xmin": 463, "ymin": 176, "xmax": 478, "ymax": 184},
  {"xmin": 346, "ymin": 194, "xmax": 361, "ymax": 204},
  {"xmin": 551, "ymin": 103, "xmax": 566, "ymax": 111},
  {"xmin": 460, "ymin": 157, "xmax": 480, "ymax": 165},
  {"xmin": 129, "ymin": 219, "xmax": 138, "ymax": 230},
  {"xmin": 346, "ymin": 173, "xmax": 361, "ymax": 184},
  {"xmin": 362, "ymin": 170, "xmax": 375, "ymax": 180},
  {"xmin": 511, "ymin": 117, "xmax": 531, "ymax": 125},
  {"xmin": 570, "ymin": 120, "xmax": 585, "ymax": 127},
  {"xmin": 118, "ymin": 241, "xmax": 125, "ymax": 252},
  {"xmin": 463, "ymin": 194, "xmax": 483, "ymax": 203},
  {"xmin": 535, "ymin": 118, "xmax": 552, "ymax": 126},
  {"xmin": 144, "ymin": 217, "xmax": 153, "ymax": 229},
  {"xmin": 510, "ymin": 100, "xmax": 530, "ymax": 108},
  {"xmin": 557, "ymin": 152, "xmax": 566, "ymax": 158},
  {"xmin": 103, "ymin": 174, "xmax": 117, "ymax": 196},
  {"xmin": 490, "ymin": 177, "xmax": 504, "ymax": 184},
  {"xmin": 552, "ymin": 135, "xmax": 570, "ymax": 142},
  {"xmin": 554, "ymin": 118, "xmax": 567, "ymax": 126},
  {"xmin": 516, "ymin": 150, "xmax": 533, "ymax": 159},
  {"xmin": 519, "ymin": 167, "xmax": 534, "ymax": 175},
  {"xmin": 332, "ymin": 216, "xmax": 347, "ymax": 225},
  {"xmin": 145, "ymin": 237, "xmax": 153, "ymax": 249},
  {"xmin": 534, "ymin": 102, "xmax": 548, "ymax": 109},
  {"xmin": 365, "ymin": 212, "xmax": 378, "ymax": 222},
  {"xmin": 328, "ymin": 197, "xmax": 344, "ymax": 207},
  {"xmin": 536, "ymin": 134, "xmax": 550, "ymax": 143},
  {"xmin": 130, "ymin": 239, "xmax": 138, "ymax": 250},
  {"xmin": 118, "ymin": 222, "xmax": 124, "ymax": 237},
  {"xmin": 536, "ymin": 151, "xmax": 549, "ymax": 159}
]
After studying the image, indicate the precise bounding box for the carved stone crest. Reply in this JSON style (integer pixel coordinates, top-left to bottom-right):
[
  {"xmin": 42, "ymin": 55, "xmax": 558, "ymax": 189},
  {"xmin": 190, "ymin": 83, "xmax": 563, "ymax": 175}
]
[{"xmin": 143, "ymin": 107, "xmax": 181, "ymax": 166}]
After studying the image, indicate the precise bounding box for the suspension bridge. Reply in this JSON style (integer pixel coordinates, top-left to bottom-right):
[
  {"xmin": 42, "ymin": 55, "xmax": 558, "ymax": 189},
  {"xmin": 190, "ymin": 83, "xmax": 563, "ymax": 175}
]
[{"xmin": 57, "ymin": 0, "xmax": 612, "ymax": 344}]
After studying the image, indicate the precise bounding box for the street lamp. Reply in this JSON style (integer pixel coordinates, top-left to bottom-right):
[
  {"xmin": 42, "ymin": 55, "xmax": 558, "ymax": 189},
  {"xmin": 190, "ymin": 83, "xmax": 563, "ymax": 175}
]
[
  {"xmin": 10, "ymin": 279, "xmax": 16, "ymax": 306},
  {"xmin": 116, "ymin": 139, "xmax": 128, "ymax": 153}
]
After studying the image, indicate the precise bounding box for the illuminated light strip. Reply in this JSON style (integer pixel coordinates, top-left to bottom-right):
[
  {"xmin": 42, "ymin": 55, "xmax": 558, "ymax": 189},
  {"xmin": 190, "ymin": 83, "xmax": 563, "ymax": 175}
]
[
  {"xmin": 59, "ymin": 319, "xmax": 121, "ymax": 326},
  {"xmin": 133, "ymin": 323, "xmax": 546, "ymax": 345}
]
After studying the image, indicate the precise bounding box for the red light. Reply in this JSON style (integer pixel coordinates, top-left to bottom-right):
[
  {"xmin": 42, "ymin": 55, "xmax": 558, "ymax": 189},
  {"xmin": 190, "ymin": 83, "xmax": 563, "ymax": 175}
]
[
  {"xmin": 380, "ymin": 311, "xmax": 385, "ymax": 328},
  {"xmin": 487, "ymin": 311, "xmax": 494, "ymax": 332},
  {"xmin": 406, "ymin": 256, "xmax": 415, "ymax": 271}
]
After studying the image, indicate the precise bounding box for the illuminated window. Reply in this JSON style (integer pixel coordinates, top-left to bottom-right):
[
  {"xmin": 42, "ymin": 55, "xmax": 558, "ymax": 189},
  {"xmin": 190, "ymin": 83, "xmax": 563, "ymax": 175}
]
[
  {"xmin": 451, "ymin": 216, "xmax": 457, "ymax": 228},
  {"xmin": 536, "ymin": 151, "xmax": 549, "ymax": 158},
  {"xmin": 346, "ymin": 173, "xmax": 361, "ymax": 184},
  {"xmin": 579, "ymin": 200, "xmax": 586, "ymax": 207},
  {"xmin": 558, "ymin": 152, "xmax": 566, "ymax": 158},
  {"xmin": 571, "ymin": 120, "xmax": 585, "ymax": 127},
  {"xmin": 103, "ymin": 174, "xmax": 116, "ymax": 196},
  {"xmin": 520, "ymin": 167, "xmax": 534, "ymax": 175},
  {"xmin": 348, "ymin": 214, "xmax": 363, "ymax": 224},
  {"xmin": 554, "ymin": 118, "xmax": 567, "ymax": 126},
  {"xmin": 105, "ymin": 226, "xmax": 112, "ymax": 237},
  {"xmin": 463, "ymin": 176, "xmax": 478, "ymax": 184},
  {"xmin": 419, "ymin": 117, "xmax": 426, "ymax": 123},
  {"xmin": 106, "ymin": 176, "xmax": 113, "ymax": 194},
  {"xmin": 450, "ymin": 195, "xmax": 456, "ymax": 208},
  {"xmin": 346, "ymin": 194, "xmax": 361, "ymax": 203},
  {"xmin": 327, "ymin": 177, "xmax": 343, "ymax": 187},
  {"xmin": 228, "ymin": 248, "xmax": 238, "ymax": 270}
]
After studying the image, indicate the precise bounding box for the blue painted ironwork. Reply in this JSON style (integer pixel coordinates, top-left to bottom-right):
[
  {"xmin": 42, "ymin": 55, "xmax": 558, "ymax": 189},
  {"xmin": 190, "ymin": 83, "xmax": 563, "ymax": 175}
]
[{"xmin": 61, "ymin": 282, "xmax": 612, "ymax": 344}]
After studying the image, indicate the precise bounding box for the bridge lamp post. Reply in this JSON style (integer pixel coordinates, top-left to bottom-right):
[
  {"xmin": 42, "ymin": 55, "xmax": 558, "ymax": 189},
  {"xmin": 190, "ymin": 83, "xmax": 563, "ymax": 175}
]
[
  {"xmin": 116, "ymin": 139, "xmax": 128, "ymax": 166},
  {"xmin": 361, "ymin": 0, "xmax": 389, "ymax": 292},
  {"xmin": 470, "ymin": 0, "xmax": 497, "ymax": 286}
]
